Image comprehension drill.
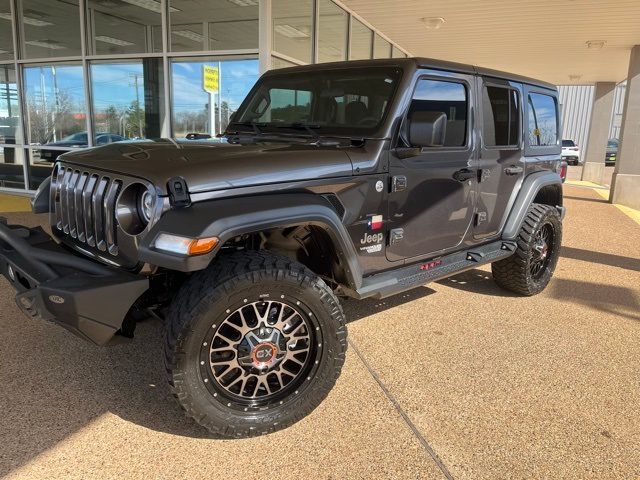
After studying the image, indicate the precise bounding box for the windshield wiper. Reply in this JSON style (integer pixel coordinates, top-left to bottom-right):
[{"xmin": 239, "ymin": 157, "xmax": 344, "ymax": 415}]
[
  {"xmin": 275, "ymin": 123, "xmax": 343, "ymax": 147},
  {"xmin": 226, "ymin": 121, "xmax": 267, "ymax": 135},
  {"xmin": 276, "ymin": 122, "xmax": 320, "ymax": 137}
]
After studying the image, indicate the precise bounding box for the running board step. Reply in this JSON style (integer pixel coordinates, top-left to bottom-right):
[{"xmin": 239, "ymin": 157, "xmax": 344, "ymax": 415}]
[{"xmin": 356, "ymin": 240, "xmax": 517, "ymax": 299}]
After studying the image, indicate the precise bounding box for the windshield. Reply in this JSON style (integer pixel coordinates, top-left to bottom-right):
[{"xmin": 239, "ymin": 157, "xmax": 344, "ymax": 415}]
[
  {"xmin": 607, "ymin": 139, "xmax": 618, "ymax": 147},
  {"xmin": 562, "ymin": 140, "xmax": 575, "ymax": 147},
  {"xmin": 231, "ymin": 67, "xmax": 402, "ymax": 137},
  {"xmin": 60, "ymin": 132, "xmax": 88, "ymax": 143}
]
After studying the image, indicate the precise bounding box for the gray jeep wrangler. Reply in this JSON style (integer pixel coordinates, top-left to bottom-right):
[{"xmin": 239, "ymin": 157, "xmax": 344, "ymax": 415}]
[{"xmin": 0, "ymin": 58, "xmax": 565, "ymax": 437}]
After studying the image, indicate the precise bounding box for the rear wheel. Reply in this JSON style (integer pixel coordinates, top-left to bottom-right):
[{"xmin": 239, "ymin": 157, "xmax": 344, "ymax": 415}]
[
  {"xmin": 492, "ymin": 203, "xmax": 562, "ymax": 296},
  {"xmin": 165, "ymin": 250, "xmax": 347, "ymax": 438}
]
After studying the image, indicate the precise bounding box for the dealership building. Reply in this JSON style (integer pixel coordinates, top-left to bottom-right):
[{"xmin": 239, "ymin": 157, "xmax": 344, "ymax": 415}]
[{"xmin": 0, "ymin": 0, "xmax": 409, "ymax": 192}]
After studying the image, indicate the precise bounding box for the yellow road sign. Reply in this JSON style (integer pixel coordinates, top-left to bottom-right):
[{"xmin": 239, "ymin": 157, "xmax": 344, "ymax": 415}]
[{"xmin": 203, "ymin": 65, "xmax": 219, "ymax": 93}]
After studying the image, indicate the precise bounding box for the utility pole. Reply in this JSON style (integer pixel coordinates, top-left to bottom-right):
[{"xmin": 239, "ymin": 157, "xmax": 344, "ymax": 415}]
[{"xmin": 129, "ymin": 72, "xmax": 144, "ymax": 138}]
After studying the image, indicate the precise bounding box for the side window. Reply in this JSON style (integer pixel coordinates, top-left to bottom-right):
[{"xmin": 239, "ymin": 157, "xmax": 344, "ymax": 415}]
[
  {"xmin": 528, "ymin": 93, "xmax": 558, "ymax": 147},
  {"xmin": 483, "ymin": 86, "xmax": 520, "ymax": 147},
  {"xmin": 408, "ymin": 79, "xmax": 468, "ymax": 147}
]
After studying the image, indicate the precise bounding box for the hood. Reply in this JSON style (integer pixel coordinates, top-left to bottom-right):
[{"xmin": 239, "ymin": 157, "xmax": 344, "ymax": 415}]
[{"xmin": 58, "ymin": 139, "xmax": 354, "ymax": 195}]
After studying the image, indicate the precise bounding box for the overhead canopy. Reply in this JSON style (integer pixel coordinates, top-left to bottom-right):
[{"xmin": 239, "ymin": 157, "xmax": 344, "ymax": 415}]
[{"xmin": 342, "ymin": 0, "xmax": 640, "ymax": 84}]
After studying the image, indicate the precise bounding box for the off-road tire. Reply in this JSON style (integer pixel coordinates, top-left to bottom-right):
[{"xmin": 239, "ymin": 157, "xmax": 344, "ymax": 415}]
[
  {"xmin": 492, "ymin": 203, "xmax": 562, "ymax": 296},
  {"xmin": 164, "ymin": 250, "xmax": 347, "ymax": 438}
]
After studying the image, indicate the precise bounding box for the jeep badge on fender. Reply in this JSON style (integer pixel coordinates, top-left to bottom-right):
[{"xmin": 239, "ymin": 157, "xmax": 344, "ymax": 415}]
[{"xmin": 2, "ymin": 58, "xmax": 564, "ymax": 438}]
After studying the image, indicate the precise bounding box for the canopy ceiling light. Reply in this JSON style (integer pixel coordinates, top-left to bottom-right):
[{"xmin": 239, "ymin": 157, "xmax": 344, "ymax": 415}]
[
  {"xmin": 25, "ymin": 40, "xmax": 66, "ymax": 50},
  {"xmin": 172, "ymin": 30, "xmax": 205, "ymax": 43},
  {"xmin": 120, "ymin": 0, "xmax": 179, "ymax": 13},
  {"xmin": 95, "ymin": 35, "xmax": 134, "ymax": 46},
  {"xmin": 227, "ymin": 0, "xmax": 259, "ymax": 6},
  {"xmin": 0, "ymin": 12, "xmax": 52, "ymax": 26},
  {"xmin": 423, "ymin": 17, "xmax": 445, "ymax": 30}
]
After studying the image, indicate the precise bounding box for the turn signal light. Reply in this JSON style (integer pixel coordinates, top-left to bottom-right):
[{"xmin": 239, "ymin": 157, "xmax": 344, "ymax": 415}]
[{"xmin": 188, "ymin": 237, "xmax": 219, "ymax": 255}]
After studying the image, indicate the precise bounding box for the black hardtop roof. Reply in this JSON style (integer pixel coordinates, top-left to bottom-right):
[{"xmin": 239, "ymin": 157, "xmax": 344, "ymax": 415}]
[{"xmin": 264, "ymin": 57, "xmax": 557, "ymax": 92}]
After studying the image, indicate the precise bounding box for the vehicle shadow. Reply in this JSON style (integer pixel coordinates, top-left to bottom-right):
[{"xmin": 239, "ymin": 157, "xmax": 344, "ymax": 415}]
[
  {"xmin": 341, "ymin": 285, "xmax": 436, "ymax": 323},
  {"xmin": 435, "ymin": 268, "xmax": 520, "ymax": 297},
  {"xmin": 548, "ymin": 278, "xmax": 640, "ymax": 322},
  {"xmin": 561, "ymin": 246, "xmax": 640, "ymax": 272}
]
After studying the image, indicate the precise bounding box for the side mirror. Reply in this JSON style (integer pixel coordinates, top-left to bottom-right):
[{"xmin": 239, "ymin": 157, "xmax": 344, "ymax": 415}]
[{"xmin": 408, "ymin": 111, "xmax": 446, "ymax": 147}]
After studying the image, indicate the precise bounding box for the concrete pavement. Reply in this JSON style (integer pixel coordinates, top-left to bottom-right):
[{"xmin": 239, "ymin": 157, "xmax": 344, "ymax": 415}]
[{"xmin": 0, "ymin": 184, "xmax": 638, "ymax": 479}]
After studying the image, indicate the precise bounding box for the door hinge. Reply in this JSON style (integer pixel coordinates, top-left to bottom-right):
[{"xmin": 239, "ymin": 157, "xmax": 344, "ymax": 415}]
[
  {"xmin": 475, "ymin": 211, "xmax": 487, "ymax": 226},
  {"xmin": 392, "ymin": 175, "xmax": 407, "ymax": 192},
  {"xmin": 389, "ymin": 228, "xmax": 404, "ymax": 245}
]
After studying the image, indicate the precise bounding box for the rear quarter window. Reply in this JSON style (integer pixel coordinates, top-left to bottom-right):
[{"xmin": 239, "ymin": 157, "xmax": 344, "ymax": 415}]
[{"xmin": 528, "ymin": 92, "xmax": 558, "ymax": 147}]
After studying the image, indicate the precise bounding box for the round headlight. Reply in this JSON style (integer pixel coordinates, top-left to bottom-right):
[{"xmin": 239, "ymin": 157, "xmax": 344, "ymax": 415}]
[
  {"xmin": 117, "ymin": 183, "xmax": 155, "ymax": 236},
  {"xmin": 139, "ymin": 189, "xmax": 155, "ymax": 223}
]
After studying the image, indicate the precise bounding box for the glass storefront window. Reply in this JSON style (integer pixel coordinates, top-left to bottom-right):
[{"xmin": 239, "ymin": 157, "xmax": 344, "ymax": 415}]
[
  {"xmin": 273, "ymin": 0, "xmax": 313, "ymax": 63},
  {"xmin": 317, "ymin": 0, "xmax": 347, "ymax": 63},
  {"xmin": 0, "ymin": 64, "xmax": 21, "ymax": 145},
  {"xmin": 169, "ymin": 0, "xmax": 258, "ymax": 53},
  {"xmin": 373, "ymin": 34, "xmax": 391, "ymax": 59},
  {"xmin": 392, "ymin": 45, "xmax": 406, "ymax": 58},
  {"xmin": 23, "ymin": 64, "xmax": 86, "ymax": 149},
  {"xmin": 88, "ymin": 0, "xmax": 162, "ymax": 55},
  {"xmin": 349, "ymin": 18, "xmax": 372, "ymax": 60},
  {"xmin": 171, "ymin": 58, "xmax": 258, "ymax": 138},
  {"xmin": 91, "ymin": 60, "xmax": 164, "ymax": 141},
  {"xmin": 18, "ymin": 0, "xmax": 81, "ymax": 59},
  {"xmin": 0, "ymin": 0, "xmax": 14, "ymax": 61},
  {"xmin": 0, "ymin": 147, "xmax": 26, "ymax": 189}
]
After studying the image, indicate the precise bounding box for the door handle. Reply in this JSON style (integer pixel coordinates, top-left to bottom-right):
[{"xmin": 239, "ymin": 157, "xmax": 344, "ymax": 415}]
[
  {"xmin": 504, "ymin": 166, "xmax": 524, "ymax": 176},
  {"xmin": 453, "ymin": 168, "xmax": 476, "ymax": 182}
]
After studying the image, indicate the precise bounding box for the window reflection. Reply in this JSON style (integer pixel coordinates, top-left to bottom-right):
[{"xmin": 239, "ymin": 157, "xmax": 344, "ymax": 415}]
[
  {"xmin": 91, "ymin": 60, "xmax": 164, "ymax": 141},
  {"xmin": 349, "ymin": 18, "xmax": 372, "ymax": 60},
  {"xmin": 18, "ymin": 0, "xmax": 81, "ymax": 58},
  {"xmin": 170, "ymin": 0, "xmax": 258, "ymax": 52},
  {"xmin": 88, "ymin": 0, "xmax": 162, "ymax": 55},
  {"xmin": 0, "ymin": 0, "xmax": 14, "ymax": 61},
  {"xmin": 171, "ymin": 58, "xmax": 258, "ymax": 138},
  {"xmin": 23, "ymin": 64, "xmax": 86, "ymax": 147},
  {"xmin": 317, "ymin": 0, "xmax": 347, "ymax": 63},
  {"xmin": 0, "ymin": 64, "xmax": 21, "ymax": 145},
  {"xmin": 273, "ymin": 0, "xmax": 313, "ymax": 63}
]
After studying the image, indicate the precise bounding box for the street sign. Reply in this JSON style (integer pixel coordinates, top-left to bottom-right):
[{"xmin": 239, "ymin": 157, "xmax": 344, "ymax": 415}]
[{"xmin": 203, "ymin": 65, "xmax": 219, "ymax": 93}]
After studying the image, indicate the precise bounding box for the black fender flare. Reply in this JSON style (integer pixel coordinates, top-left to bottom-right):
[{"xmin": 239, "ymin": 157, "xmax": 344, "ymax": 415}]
[
  {"xmin": 138, "ymin": 193, "xmax": 362, "ymax": 289},
  {"xmin": 502, "ymin": 171, "xmax": 564, "ymax": 240}
]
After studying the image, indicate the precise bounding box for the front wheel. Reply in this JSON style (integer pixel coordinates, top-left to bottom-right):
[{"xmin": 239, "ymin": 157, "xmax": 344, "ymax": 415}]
[
  {"xmin": 164, "ymin": 250, "xmax": 347, "ymax": 438},
  {"xmin": 492, "ymin": 204, "xmax": 562, "ymax": 296}
]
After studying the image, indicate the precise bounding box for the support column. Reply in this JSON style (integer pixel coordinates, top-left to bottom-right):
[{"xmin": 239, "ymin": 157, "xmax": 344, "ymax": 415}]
[
  {"xmin": 611, "ymin": 45, "xmax": 640, "ymax": 209},
  {"xmin": 581, "ymin": 82, "xmax": 616, "ymax": 183},
  {"xmin": 258, "ymin": 0, "xmax": 273, "ymax": 74}
]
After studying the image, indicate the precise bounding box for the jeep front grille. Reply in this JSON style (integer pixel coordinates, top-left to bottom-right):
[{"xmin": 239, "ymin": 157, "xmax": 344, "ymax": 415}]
[{"xmin": 53, "ymin": 165, "xmax": 122, "ymax": 256}]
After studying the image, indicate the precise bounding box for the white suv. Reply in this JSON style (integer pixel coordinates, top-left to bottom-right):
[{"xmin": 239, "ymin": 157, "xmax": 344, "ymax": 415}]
[{"xmin": 561, "ymin": 139, "xmax": 581, "ymax": 165}]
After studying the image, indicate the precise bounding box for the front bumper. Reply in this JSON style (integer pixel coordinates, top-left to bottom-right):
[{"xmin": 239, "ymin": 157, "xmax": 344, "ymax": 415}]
[{"xmin": 0, "ymin": 219, "xmax": 149, "ymax": 345}]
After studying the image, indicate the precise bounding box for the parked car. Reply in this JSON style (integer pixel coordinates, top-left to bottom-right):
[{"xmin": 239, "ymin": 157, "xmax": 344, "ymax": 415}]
[
  {"xmin": 605, "ymin": 138, "xmax": 619, "ymax": 165},
  {"xmin": 2, "ymin": 58, "xmax": 565, "ymax": 438},
  {"xmin": 39, "ymin": 132, "xmax": 126, "ymax": 162},
  {"xmin": 561, "ymin": 139, "xmax": 581, "ymax": 165}
]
